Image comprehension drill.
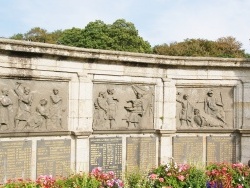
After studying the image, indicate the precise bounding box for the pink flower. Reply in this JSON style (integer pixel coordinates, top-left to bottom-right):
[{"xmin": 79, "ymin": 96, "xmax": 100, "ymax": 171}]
[
  {"xmin": 177, "ymin": 175, "xmax": 185, "ymax": 181},
  {"xmin": 149, "ymin": 173, "xmax": 158, "ymax": 180},
  {"xmin": 115, "ymin": 179, "xmax": 124, "ymax": 187},
  {"xmin": 178, "ymin": 164, "xmax": 189, "ymax": 172},
  {"xmin": 106, "ymin": 179, "xmax": 114, "ymax": 187},
  {"xmin": 237, "ymin": 184, "xmax": 243, "ymax": 188},
  {"xmin": 108, "ymin": 171, "xmax": 114, "ymax": 176},
  {"xmin": 233, "ymin": 163, "xmax": 244, "ymax": 168},
  {"xmin": 159, "ymin": 177, "xmax": 164, "ymax": 182}
]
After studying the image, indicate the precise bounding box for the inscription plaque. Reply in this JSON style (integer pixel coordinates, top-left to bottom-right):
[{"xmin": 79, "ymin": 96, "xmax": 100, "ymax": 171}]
[
  {"xmin": 89, "ymin": 137, "xmax": 122, "ymax": 177},
  {"xmin": 0, "ymin": 141, "xmax": 32, "ymax": 183},
  {"xmin": 126, "ymin": 137, "xmax": 156, "ymax": 172},
  {"xmin": 173, "ymin": 136, "xmax": 203, "ymax": 163},
  {"xmin": 37, "ymin": 139, "xmax": 71, "ymax": 177},
  {"xmin": 206, "ymin": 136, "xmax": 236, "ymax": 164}
]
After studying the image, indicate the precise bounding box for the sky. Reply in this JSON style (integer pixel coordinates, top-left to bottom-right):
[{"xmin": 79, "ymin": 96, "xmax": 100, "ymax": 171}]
[{"xmin": 1, "ymin": 0, "xmax": 250, "ymax": 53}]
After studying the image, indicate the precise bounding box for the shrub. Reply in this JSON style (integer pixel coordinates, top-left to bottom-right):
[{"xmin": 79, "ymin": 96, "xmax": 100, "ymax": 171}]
[
  {"xmin": 148, "ymin": 162, "xmax": 207, "ymax": 188},
  {"xmin": 1, "ymin": 178, "xmax": 36, "ymax": 188},
  {"xmin": 206, "ymin": 162, "xmax": 250, "ymax": 188},
  {"xmin": 90, "ymin": 167, "xmax": 124, "ymax": 188},
  {"xmin": 1, "ymin": 163, "xmax": 250, "ymax": 188},
  {"xmin": 125, "ymin": 170, "xmax": 152, "ymax": 188},
  {"xmin": 53, "ymin": 173, "xmax": 101, "ymax": 188}
]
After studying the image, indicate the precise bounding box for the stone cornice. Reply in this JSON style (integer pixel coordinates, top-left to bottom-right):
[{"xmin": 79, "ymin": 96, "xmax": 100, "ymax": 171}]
[
  {"xmin": 0, "ymin": 131, "xmax": 73, "ymax": 138},
  {"xmin": 1, "ymin": 38, "xmax": 250, "ymax": 68}
]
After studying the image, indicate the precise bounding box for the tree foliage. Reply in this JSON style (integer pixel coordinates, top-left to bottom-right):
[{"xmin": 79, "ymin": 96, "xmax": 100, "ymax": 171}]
[
  {"xmin": 10, "ymin": 19, "xmax": 152, "ymax": 53},
  {"xmin": 153, "ymin": 37, "xmax": 246, "ymax": 58},
  {"xmin": 9, "ymin": 21, "xmax": 249, "ymax": 57},
  {"xmin": 57, "ymin": 19, "xmax": 152, "ymax": 53},
  {"xmin": 10, "ymin": 27, "xmax": 62, "ymax": 44},
  {"xmin": 57, "ymin": 27, "xmax": 84, "ymax": 47}
]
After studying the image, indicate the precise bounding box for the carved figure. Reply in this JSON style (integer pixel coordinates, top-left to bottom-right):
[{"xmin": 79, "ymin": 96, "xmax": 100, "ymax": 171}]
[
  {"xmin": 49, "ymin": 88, "xmax": 63, "ymax": 128},
  {"xmin": 176, "ymin": 93, "xmax": 194, "ymax": 127},
  {"xmin": 34, "ymin": 99, "xmax": 49, "ymax": 129},
  {"xmin": 0, "ymin": 88, "xmax": 13, "ymax": 130},
  {"xmin": 124, "ymin": 92, "xmax": 144, "ymax": 128},
  {"xmin": 14, "ymin": 82, "xmax": 33, "ymax": 129},
  {"xmin": 193, "ymin": 109, "xmax": 207, "ymax": 127},
  {"xmin": 93, "ymin": 92, "xmax": 108, "ymax": 129},
  {"xmin": 106, "ymin": 89, "xmax": 119, "ymax": 128},
  {"xmin": 204, "ymin": 89, "xmax": 226, "ymax": 124},
  {"xmin": 135, "ymin": 85, "xmax": 154, "ymax": 126}
]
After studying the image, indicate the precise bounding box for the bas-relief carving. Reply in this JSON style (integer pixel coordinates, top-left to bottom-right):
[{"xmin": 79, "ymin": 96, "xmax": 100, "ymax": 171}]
[
  {"xmin": 93, "ymin": 84, "xmax": 154, "ymax": 130},
  {"xmin": 0, "ymin": 80, "xmax": 68, "ymax": 132},
  {"xmin": 176, "ymin": 87, "xmax": 234, "ymax": 129}
]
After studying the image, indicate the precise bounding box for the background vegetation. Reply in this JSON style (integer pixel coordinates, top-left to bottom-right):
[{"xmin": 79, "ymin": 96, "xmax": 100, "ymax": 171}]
[{"xmin": 9, "ymin": 19, "xmax": 250, "ymax": 58}]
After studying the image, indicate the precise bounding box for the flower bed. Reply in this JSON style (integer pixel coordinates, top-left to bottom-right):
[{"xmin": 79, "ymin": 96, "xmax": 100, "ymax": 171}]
[
  {"xmin": 1, "ymin": 162, "xmax": 250, "ymax": 188},
  {"xmin": 146, "ymin": 162, "xmax": 250, "ymax": 188}
]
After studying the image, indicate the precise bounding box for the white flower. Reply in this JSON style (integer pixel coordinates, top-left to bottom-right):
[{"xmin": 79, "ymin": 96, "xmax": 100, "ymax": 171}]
[{"xmin": 174, "ymin": 162, "xmax": 178, "ymax": 169}]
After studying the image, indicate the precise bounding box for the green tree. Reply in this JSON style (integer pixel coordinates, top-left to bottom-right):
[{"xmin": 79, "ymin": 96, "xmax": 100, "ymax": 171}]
[
  {"xmin": 58, "ymin": 19, "xmax": 152, "ymax": 53},
  {"xmin": 47, "ymin": 29, "xmax": 63, "ymax": 44},
  {"xmin": 10, "ymin": 33, "xmax": 24, "ymax": 40},
  {"xmin": 215, "ymin": 36, "xmax": 245, "ymax": 58},
  {"xmin": 57, "ymin": 27, "xmax": 84, "ymax": 47},
  {"xmin": 109, "ymin": 19, "xmax": 152, "ymax": 53},
  {"xmin": 10, "ymin": 27, "xmax": 62, "ymax": 44},
  {"xmin": 153, "ymin": 37, "xmax": 246, "ymax": 58},
  {"xmin": 24, "ymin": 27, "xmax": 48, "ymax": 42},
  {"xmin": 79, "ymin": 20, "xmax": 113, "ymax": 50}
]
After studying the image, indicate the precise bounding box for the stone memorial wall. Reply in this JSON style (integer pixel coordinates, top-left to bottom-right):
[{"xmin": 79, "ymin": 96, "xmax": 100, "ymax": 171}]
[{"xmin": 0, "ymin": 38, "xmax": 249, "ymax": 181}]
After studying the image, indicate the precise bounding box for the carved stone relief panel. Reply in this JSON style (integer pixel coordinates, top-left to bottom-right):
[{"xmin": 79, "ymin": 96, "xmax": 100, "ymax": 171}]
[
  {"xmin": 0, "ymin": 79, "xmax": 68, "ymax": 132},
  {"xmin": 176, "ymin": 87, "xmax": 234, "ymax": 129},
  {"xmin": 93, "ymin": 83, "xmax": 154, "ymax": 130}
]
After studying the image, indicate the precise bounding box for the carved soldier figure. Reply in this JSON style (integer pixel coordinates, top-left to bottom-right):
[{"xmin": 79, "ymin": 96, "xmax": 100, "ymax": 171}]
[
  {"xmin": 176, "ymin": 93, "xmax": 194, "ymax": 127},
  {"xmin": 93, "ymin": 91, "xmax": 108, "ymax": 129},
  {"xmin": 0, "ymin": 88, "xmax": 13, "ymax": 130},
  {"xmin": 49, "ymin": 88, "xmax": 63, "ymax": 129},
  {"xmin": 106, "ymin": 89, "xmax": 119, "ymax": 128},
  {"xmin": 124, "ymin": 92, "xmax": 144, "ymax": 128},
  {"xmin": 204, "ymin": 89, "xmax": 226, "ymax": 124},
  {"xmin": 34, "ymin": 99, "xmax": 50, "ymax": 129},
  {"xmin": 14, "ymin": 82, "xmax": 33, "ymax": 129}
]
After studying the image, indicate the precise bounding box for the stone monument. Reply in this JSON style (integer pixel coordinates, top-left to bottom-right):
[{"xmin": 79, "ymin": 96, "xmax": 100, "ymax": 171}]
[{"xmin": 0, "ymin": 38, "xmax": 249, "ymax": 182}]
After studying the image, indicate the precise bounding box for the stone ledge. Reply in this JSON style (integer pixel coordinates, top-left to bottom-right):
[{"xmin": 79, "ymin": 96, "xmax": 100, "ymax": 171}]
[
  {"xmin": 157, "ymin": 130, "xmax": 177, "ymax": 136},
  {"xmin": 238, "ymin": 129, "xmax": 250, "ymax": 135},
  {"xmin": 92, "ymin": 129, "xmax": 158, "ymax": 135},
  {"xmin": 0, "ymin": 131, "xmax": 73, "ymax": 138},
  {"xmin": 176, "ymin": 129, "xmax": 240, "ymax": 134}
]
